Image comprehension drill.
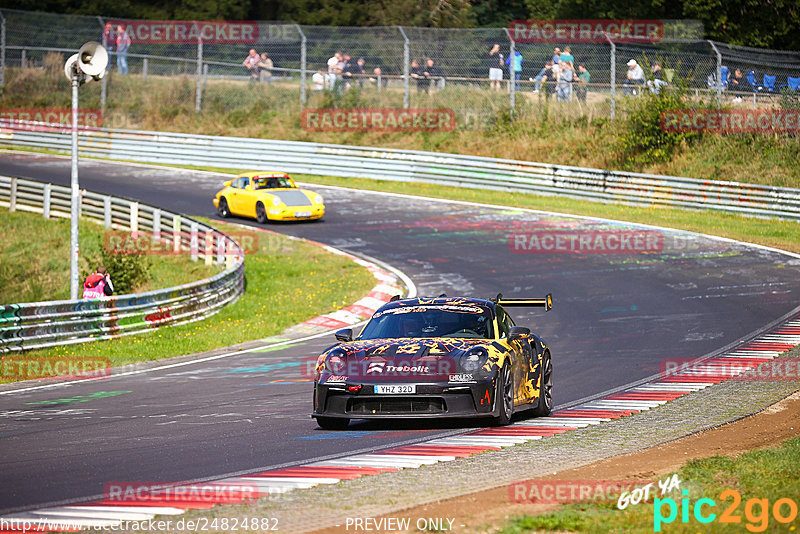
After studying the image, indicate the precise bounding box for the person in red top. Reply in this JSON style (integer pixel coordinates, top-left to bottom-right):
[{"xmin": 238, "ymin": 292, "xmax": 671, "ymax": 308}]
[{"xmin": 83, "ymin": 266, "xmax": 114, "ymax": 299}]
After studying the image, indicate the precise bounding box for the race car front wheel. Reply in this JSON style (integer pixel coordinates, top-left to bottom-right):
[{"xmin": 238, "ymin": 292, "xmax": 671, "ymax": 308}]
[
  {"xmin": 256, "ymin": 202, "xmax": 268, "ymax": 224},
  {"xmin": 492, "ymin": 362, "xmax": 514, "ymax": 426},
  {"xmin": 316, "ymin": 416, "xmax": 349, "ymax": 430}
]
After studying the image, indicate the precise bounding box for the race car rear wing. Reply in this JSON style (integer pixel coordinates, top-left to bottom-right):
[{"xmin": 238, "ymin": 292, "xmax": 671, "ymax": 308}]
[{"xmin": 493, "ymin": 293, "xmax": 553, "ymax": 312}]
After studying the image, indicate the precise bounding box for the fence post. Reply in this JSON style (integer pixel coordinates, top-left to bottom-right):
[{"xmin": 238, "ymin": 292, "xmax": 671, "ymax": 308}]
[
  {"xmin": 142, "ymin": 57, "xmax": 148, "ymax": 81},
  {"xmin": 504, "ymin": 28, "xmax": 515, "ymax": 116},
  {"xmin": 9, "ymin": 176, "xmax": 16, "ymax": 212},
  {"xmin": 195, "ymin": 25, "xmax": 203, "ymax": 112},
  {"xmin": 21, "ymin": 48, "xmax": 25, "ymax": 69},
  {"xmin": 297, "ymin": 25, "xmax": 307, "ymax": 106},
  {"xmin": 1, "ymin": 11, "xmax": 6, "ymax": 90},
  {"xmin": 398, "ymin": 26, "xmax": 410, "ymax": 109},
  {"xmin": 605, "ymin": 32, "xmax": 616, "ymax": 119},
  {"xmin": 43, "ymin": 183, "xmax": 51, "ymax": 218},
  {"xmin": 708, "ymin": 40, "xmax": 722, "ymax": 107}
]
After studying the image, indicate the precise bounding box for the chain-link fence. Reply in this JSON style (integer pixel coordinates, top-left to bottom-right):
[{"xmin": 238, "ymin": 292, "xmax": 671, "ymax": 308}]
[{"xmin": 1, "ymin": 8, "xmax": 799, "ymax": 132}]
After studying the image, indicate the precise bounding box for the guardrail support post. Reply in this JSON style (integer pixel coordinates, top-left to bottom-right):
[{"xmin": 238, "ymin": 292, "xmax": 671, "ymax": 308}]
[
  {"xmin": 173, "ymin": 214, "xmax": 181, "ymax": 253},
  {"xmin": 399, "ymin": 26, "xmax": 410, "ymax": 109},
  {"xmin": 142, "ymin": 57, "xmax": 148, "ymax": 81},
  {"xmin": 216, "ymin": 234, "xmax": 225, "ymax": 265},
  {"xmin": 297, "ymin": 25, "xmax": 307, "ymax": 106},
  {"xmin": 43, "ymin": 183, "xmax": 51, "ymax": 218},
  {"xmin": 104, "ymin": 196, "xmax": 111, "ymax": 228},
  {"xmin": 152, "ymin": 208, "xmax": 161, "ymax": 240},
  {"xmin": 204, "ymin": 230, "xmax": 213, "ymax": 266},
  {"xmin": 9, "ymin": 176, "xmax": 16, "ymax": 212},
  {"xmin": 20, "ymin": 48, "xmax": 25, "ymax": 69},
  {"xmin": 130, "ymin": 201, "xmax": 139, "ymax": 233},
  {"xmin": 190, "ymin": 222, "xmax": 199, "ymax": 261}
]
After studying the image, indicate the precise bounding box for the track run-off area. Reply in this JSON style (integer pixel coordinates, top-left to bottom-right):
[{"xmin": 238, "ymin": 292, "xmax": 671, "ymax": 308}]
[{"xmin": 1, "ymin": 152, "xmax": 800, "ymax": 522}]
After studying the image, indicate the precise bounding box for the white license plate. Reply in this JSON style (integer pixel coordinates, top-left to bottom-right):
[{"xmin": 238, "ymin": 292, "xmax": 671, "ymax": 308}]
[
  {"xmin": 374, "ymin": 384, "xmax": 416, "ymax": 394},
  {"xmin": 295, "ymin": 211, "xmax": 312, "ymax": 217}
]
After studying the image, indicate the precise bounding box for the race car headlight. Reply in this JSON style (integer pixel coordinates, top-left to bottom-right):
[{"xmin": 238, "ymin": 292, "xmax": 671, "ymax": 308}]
[
  {"xmin": 325, "ymin": 349, "xmax": 347, "ymax": 374},
  {"xmin": 272, "ymin": 197, "xmax": 281, "ymax": 207},
  {"xmin": 460, "ymin": 347, "xmax": 488, "ymax": 372},
  {"xmin": 314, "ymin": 194, "xmax": 323, "ymax": 205}
]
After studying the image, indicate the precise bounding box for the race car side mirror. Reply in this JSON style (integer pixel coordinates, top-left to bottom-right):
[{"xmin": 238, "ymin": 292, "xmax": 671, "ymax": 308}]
[
  {"xmin": 223, "ymin": 180, "xmax": 232, "ymax": 187},
  {"xmin": 335, "ymin": 328, "xmax": 353, "ymax": 342},
  {"xmin": 508, "ymin": 326, "xmax": 531, "ymax": 341}
]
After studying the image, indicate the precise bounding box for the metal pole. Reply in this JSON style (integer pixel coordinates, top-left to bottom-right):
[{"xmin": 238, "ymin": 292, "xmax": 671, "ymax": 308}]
[
  {"xmin": 708, "ymin": 40, "xmax": 722, "ymax": 107},
  {"xmin": 398, "ymin": 26, "xmax": 409, "ymax": 109},
  {"xmin": 142, "ymin": 57, "xmax": 147, "ymax": 80},
  {"xmin": 70, "ymin": 73, "xmax": 81, "ymax": 300},
  {"xmin": 1, "ymin": 12, "xmax": 6, "ymax": 90},
  {"xmin": 605, "ymin": 32, "xmax": 616, "ymax": 119},
  {"xmin": 504, "ymin": 28, "xmax": 515, "ymax": 116},
  {"xmin": 195, "ymin": 31, "xmax": 203, "ymax": 112},
  {"xmin": 21, "ymin": 49, "xmax": 25, "ymax": 69},
  {"xmin": 297, "ymin": 25, "xmax": 307, "ymax": 106}
]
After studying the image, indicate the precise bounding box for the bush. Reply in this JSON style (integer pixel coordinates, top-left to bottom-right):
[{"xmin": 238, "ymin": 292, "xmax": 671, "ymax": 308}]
[{"xmin": 616, "ymin": 86, "xmax": 704, "ymax": 168}]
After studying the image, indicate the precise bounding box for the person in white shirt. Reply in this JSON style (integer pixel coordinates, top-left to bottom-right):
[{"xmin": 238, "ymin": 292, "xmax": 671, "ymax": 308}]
[
  {"xmin": 312, "ymin": 68, "xmax": 326, "ymax": 90},
  {"xmin": 624, "ymin": 59, "xmax": 645, "ymax": 95}
]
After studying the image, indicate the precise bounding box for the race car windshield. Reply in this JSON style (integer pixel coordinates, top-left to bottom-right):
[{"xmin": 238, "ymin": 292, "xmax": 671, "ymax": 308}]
[
  {"xmin": 359, "ymin": 305, "xmax": 494, "ymax": 340},
  {"xmin": 253, "ymin": 176, "xmax": 294, "ymax": 189}
]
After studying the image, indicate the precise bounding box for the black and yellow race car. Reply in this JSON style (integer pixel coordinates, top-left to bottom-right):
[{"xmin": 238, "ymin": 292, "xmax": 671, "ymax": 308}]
[{"xmin": 312, "ymin": 294, "xmax": 553, "ymax": 429}]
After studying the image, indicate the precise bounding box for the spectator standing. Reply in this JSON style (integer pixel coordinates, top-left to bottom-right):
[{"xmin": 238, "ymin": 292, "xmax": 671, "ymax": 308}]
[
  {"xmin": 371, "ymin": 66, "xmax": 387, "ymax": 89},
  {"xmin": 101, "ymin": 23, "xmax": 114, "ymax": 72},
  {"xmin": 532, "ymin": 59, "xmax": 554, "ymax": 93},
  {"xmin": 327, "ymin": 54, "xmax": 342, "ymax": 92},
  {"xmin": 423, "ymin": 58, "xmax": 445, "ymax": 92},
  {"xmin": 487, "ymin": 44, "xmax": 504, "ymax": 91},
  {"xmin": 312, "ymin": 68, "xmax": 326, "ymax": 90},
  {"xmin": 242, "ymin": 49, "xmax": 260, "ymax": 82},
  {"xmin": 505, "ymin": 49, "xmax": 523, "ymax": 91},
  {"xmin": 575, "ymin": 64, "xmax": 590, "ymax": 102},
  {"xmin": 552, "ymin": 47, "xmax": 561, "ymax": 65},
  {"xmin": 83, "ymin": 266, "xmax": 114, "ymax": 299},
  {"xmin": 557, "ymin": 61, "xmax": 573, "ymax": 101},
  {"xmin": 258, "ymin": 53, "xmax": 273, "ymax": 84},
  {"xmin": 115, "ymin": 25, "xmax": 131, "ymax": 75},
  {"xmin": 559, "ymin": 47, "xmax": 574, "ymax": 69},
  {"xmin": 353, "ymin": 57, "xmax": 367, "ymax": 87},
  {"xmin": 624, "ymin": 59, "xmax": 645, "ymax": 94},
  {"xmin": 410, "ymin": 59, "xmax": 425, "ymax": 92}
]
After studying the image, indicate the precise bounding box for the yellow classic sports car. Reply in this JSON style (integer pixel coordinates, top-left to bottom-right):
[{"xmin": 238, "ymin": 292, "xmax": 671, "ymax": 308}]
[{"xmin": 213, "ymin": 171, "xmax": 325, "ymax": 223}]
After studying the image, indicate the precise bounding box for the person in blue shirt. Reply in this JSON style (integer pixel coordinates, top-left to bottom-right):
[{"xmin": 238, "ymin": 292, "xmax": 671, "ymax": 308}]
[{"xmin": 505, "ymin": 50, "xmax": 523, "ymax": 91}]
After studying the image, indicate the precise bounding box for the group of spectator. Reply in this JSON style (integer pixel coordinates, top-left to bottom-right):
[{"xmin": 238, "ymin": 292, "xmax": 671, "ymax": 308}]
[
  {"xmin": 101, "ymin": 22, "xmax": 132, "ymax": 75},
  {"xmin": 242, "ymin": 49, "xmax": 275, "ymax": 83},
  {"xmin": 528, "ymin": 47, "xmax": 590, "ymax": 102},
  {"xmin": 311, "ymin": 51, "xmax": 388, "ymax": 92}
]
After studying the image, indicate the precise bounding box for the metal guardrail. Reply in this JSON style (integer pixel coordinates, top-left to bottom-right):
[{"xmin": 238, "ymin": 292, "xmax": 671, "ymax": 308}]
[
  {"xmin": 0, "ymin": 175, "xmax": 245, "ymax": 352},
  {"xmin": 2, "ymin": 123, "xmax": 800, "ymax": 220}
]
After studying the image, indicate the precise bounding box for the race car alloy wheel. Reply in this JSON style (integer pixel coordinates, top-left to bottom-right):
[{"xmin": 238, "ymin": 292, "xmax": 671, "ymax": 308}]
[
  {"xmin": 316, "ymin": 416, "xmax": 349, "ymax": 430},
  {"xmin": 533, "ymin": 351, "xmax": 553, "ymax": 417},
  {"xmin": 217, "ymin": 197, "xmax": 230, "ymax": 218},
  {"xmin": 256, "ymin": 202, "xmax": 268, "ymax": 224},
  {"xmin": 493, "ymin": 362, "xmax": 514, "ymax": 426}
]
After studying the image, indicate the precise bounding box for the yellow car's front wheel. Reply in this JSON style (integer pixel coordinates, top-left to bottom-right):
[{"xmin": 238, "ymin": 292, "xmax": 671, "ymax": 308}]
[{"xmin": 255, "ymin": 202, "xmax": 269, "ymax": 224}]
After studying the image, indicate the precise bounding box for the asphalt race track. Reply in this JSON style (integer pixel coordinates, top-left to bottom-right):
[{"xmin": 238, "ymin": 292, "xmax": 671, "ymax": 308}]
[{"xmin": 2, "ymin": 152, "xmax": 800, "ymax": 514}]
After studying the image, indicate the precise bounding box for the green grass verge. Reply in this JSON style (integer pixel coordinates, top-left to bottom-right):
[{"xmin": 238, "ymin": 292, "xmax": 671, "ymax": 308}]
[
  {"xmin": 3, "ymin": 218, "xmax": 376, "ymax": 382},
  {"xmin": 499, "ymin": 435, "xmax": 800, "ymax": 533},
  {"xmin": 0, "ymin": 209, "xmax": 216, "ymax": 303}
]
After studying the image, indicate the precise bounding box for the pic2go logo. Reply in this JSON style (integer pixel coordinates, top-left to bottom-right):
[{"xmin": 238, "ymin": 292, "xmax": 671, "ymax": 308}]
[{"xmin": 654, "ymin": 489, "xmax": 799, "ymax": 532}]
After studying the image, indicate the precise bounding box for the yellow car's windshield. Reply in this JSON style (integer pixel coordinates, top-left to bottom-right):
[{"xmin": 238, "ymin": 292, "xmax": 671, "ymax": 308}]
[{"xmin": 253, "ymin": 176, "xmax": 294, "ymax": 189}]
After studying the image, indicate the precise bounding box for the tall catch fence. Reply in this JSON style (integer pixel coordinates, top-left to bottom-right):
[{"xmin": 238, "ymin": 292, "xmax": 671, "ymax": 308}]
[{"xmin": 1, "ymin": 9, "xmax": 800, "ymax": 129}]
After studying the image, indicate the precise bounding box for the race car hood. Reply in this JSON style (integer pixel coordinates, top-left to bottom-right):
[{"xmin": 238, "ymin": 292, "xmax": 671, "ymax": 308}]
[
  {"xmin": 266, "ymin": 189, "xmax": 314, "ymax": 206},
  {"xmin": 319, "ymin": 338, "xmax": 499, "ymax": 381}
]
